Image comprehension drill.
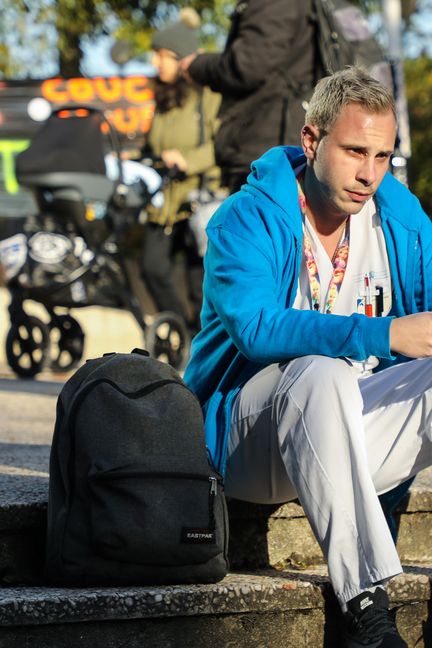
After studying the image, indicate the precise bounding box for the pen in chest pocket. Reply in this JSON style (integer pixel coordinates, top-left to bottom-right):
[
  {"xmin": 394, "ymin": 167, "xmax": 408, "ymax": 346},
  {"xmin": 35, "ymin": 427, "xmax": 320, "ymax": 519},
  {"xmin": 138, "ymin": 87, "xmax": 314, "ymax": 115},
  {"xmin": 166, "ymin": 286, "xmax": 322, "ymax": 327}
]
[
  {"xmin": 364, "ymin": 273, "xmax": 373, "ymax": 317},
  {"xmin": 361, "ymin": 273, "xmax": 385, "ymax": 317}
]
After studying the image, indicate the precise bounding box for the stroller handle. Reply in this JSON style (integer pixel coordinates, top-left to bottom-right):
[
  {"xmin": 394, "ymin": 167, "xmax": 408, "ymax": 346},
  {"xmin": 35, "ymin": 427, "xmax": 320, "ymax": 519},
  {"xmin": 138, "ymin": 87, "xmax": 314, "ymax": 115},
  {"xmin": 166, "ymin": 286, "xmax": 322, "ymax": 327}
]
[{"xmin": 141, "ymin": 155, "xmax": 186, "ymax": 182}]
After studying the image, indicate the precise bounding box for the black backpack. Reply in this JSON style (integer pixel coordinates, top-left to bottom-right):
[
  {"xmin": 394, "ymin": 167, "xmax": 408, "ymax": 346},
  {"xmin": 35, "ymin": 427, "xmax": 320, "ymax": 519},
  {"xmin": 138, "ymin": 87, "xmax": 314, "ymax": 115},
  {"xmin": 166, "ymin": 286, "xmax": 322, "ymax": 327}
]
[
  {"xmin": 45, "ymin": 349, "xmax": 229, "ymax": 586},
  {"xmin": 313, "ymin": 0, "xmax": 393, "ymax": 88}
]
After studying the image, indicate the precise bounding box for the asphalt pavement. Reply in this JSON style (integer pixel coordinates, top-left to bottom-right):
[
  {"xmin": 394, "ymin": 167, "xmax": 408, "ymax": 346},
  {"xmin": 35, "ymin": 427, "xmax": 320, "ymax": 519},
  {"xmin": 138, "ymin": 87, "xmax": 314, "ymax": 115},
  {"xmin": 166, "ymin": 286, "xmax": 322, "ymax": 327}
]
[
  {"xmin": 0, "ymin": 284, "xmax": 144, "ymax": 447},
  {"xmin": 0, "ymin": 371, "xmax": 60, "ymax": 446}
]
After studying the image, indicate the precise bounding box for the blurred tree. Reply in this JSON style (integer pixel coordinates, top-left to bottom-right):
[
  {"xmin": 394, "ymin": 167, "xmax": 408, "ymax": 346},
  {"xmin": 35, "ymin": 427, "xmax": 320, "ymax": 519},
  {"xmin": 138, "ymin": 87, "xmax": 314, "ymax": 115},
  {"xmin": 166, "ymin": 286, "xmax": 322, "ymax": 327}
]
[
  {"xmin": 55, "ymin": 0, "xmax": 104, "ymax": 77},
  {"xmin": 405, "ymin": 56, "xmax": 432, "ymax": 215},
  {"xmin": 104, "ymin": 0, "xmax": 234, "ymax": 63},
  {"xmin": 1, "ymin": 0, "xmax": 427, "ymax": 79},
  {"xmin": 0, "ymin": 0, "xmax": 234, "ymax": 79},
  {"xmin": 0, "ymin": 0, "xmax": 56, "ymax": 78}
]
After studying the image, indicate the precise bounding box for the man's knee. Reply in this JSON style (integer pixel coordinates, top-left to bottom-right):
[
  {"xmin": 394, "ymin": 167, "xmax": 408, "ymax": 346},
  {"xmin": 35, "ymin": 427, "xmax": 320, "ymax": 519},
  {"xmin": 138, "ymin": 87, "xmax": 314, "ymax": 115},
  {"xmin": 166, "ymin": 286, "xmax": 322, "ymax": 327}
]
[
  {"xmin": 277, "ymin": 355, "xmax": 357, "ymax": 397},
  {"xmin": 274, "ymin": 356, "xmax": 362, "ymax": 447}
]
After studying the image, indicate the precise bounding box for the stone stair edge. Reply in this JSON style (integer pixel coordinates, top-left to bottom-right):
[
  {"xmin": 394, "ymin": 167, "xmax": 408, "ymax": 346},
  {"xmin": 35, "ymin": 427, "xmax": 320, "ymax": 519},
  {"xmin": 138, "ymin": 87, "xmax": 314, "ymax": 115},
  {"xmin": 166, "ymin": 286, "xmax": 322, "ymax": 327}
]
[
  {"xmin": 0, "ymin": 568, "xmax": 430, "ymax": 628},
  {"xmin": 1, "ymin": 447, "xmax": 431, "ymax": 519},
  {"xmin": 0, "ymin": 571, "xmax": 322, "ymax": 627},
  {"xmin": 1, "ymin": 474, "xmax": 432, "ymax": 533}
]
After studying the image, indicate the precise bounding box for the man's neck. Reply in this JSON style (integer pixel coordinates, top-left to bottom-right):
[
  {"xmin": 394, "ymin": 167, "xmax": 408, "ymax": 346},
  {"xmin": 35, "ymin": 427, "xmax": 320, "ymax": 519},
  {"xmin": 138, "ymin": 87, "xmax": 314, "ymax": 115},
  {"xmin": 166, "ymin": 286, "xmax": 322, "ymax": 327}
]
[
  {"xmin": 301, "ymin": 169, "xmax": 349, "ymax": 260},
  {"xmin": 302, "ymin": 168, "xmax": 349, "ymax": 237},
  {"xmin": 305, "ymin": 206, "xmax": 349, "ymax": 238}
]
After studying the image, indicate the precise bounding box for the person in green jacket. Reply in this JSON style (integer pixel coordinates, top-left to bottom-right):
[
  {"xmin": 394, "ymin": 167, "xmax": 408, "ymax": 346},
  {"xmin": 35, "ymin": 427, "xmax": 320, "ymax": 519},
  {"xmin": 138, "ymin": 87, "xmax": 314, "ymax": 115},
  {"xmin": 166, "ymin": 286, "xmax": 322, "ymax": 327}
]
[{"xmin": 141, "ymin": 8, "xmax": 221, "ymax": 335}]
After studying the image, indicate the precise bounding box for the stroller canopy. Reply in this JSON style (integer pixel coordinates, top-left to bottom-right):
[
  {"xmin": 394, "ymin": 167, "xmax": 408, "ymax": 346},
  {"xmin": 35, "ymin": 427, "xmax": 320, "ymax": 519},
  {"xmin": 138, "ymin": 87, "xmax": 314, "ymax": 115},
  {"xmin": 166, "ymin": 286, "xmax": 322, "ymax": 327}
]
[{"xmin": 16, "ymin": 110, "xmax": 107, "ymax": 177}]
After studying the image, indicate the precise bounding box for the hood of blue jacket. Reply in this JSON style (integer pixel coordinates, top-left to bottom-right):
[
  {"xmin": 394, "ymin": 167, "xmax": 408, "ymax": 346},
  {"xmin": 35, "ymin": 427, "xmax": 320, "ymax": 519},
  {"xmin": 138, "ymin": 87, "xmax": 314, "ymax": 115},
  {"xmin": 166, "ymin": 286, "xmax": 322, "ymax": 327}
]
[{"xmin": 244, "ymin": 146, "xmax": 305, "ymax": 239}]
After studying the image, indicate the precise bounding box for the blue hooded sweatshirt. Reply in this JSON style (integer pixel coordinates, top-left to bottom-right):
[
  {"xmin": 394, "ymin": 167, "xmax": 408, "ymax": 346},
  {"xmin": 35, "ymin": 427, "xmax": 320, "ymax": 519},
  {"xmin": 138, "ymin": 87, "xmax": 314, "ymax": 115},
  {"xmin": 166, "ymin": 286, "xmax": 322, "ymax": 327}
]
[{"xmin": 184, "ymin": 146, "xmax": 432, "ymax": 473}]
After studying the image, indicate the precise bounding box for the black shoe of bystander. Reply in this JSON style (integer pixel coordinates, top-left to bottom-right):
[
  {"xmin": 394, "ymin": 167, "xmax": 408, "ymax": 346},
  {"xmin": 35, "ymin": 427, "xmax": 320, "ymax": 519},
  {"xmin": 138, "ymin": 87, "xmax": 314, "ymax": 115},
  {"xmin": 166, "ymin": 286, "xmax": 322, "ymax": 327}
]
[{"xmin": 344, "ymin": 588, "xmax": 408, "ymax": 647}]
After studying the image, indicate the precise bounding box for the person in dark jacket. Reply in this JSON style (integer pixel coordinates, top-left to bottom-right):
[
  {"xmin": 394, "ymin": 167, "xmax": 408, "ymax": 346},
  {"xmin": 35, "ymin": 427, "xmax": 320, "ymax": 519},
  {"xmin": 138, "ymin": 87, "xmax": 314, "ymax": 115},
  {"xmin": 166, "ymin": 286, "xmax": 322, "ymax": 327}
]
[{"xmin": 181, "ymin": 0, "xmax": 316, "ymax": 193}]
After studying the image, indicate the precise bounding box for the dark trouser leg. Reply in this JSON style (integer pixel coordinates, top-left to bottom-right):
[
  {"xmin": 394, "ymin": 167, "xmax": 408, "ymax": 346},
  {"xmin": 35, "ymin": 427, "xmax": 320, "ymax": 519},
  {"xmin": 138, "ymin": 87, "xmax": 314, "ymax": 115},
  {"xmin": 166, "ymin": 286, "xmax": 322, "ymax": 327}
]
[
  {"xmin": 186, "ymin": 264, "xmax": 204, "ymax": 333},
  {"xmin": 173, "ymin": 221, "xmax": 204, "ymax": 334},
  {"xmin": 140, "ymin": 222, "xmax": 187, "ymax": 319},
  {"xmin": 225, "ymin": 171, "xmax": 249, "ymax": 195}
]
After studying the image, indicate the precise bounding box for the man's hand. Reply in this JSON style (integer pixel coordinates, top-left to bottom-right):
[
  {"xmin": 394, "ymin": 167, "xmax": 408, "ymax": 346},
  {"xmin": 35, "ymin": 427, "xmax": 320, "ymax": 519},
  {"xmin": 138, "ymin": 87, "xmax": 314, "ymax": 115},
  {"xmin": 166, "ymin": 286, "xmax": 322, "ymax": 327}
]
[
  {"xmin": 390, "ymin": 312, "xmax": 432, "ymax": 357},
  {"xmin": 180, "ymin": 53, "xmax": 197, "ymax": 72},
  {"xmin": 161, "ymin": 149, "xmax": 188, "ymax": 172},
  {"xmin": 179, "ymin": 53, "xmax": 198, "ymax": 83}
]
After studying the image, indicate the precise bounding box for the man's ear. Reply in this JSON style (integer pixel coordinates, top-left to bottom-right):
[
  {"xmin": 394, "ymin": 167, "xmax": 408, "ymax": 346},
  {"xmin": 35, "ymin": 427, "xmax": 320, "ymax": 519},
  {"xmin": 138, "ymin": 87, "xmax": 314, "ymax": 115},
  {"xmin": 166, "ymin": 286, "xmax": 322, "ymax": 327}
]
[{"xmin": 301, "ymin": 124, "xmax": 320, "ymax": 160}]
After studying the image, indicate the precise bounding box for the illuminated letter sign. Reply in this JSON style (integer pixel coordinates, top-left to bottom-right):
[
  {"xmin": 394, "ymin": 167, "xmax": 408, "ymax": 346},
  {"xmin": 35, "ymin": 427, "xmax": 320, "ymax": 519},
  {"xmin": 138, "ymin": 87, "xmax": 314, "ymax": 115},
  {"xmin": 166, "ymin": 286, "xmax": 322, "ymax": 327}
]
[
  {"xmin": 94, "ymin": 78, "xmax": 122, "ymax": 102},
  {"xmin": 0, "ymin": 140, "xmax": 30, "ymax": 193},
  {"xmin": 41, "ymin": 79, "xmax": 69, "ymax": 103},
  {"xmin": 40, "ymin": 76, "xmax": 155, "ymax": 136}
]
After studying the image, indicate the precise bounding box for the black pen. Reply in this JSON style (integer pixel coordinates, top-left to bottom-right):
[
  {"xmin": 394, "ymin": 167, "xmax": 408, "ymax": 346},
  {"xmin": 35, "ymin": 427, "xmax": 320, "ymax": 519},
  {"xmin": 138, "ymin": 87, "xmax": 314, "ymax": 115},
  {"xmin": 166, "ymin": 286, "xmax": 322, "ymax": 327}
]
[{"xmin": 376, "ymin": 286, "xmax": 384, "ymax": 317}]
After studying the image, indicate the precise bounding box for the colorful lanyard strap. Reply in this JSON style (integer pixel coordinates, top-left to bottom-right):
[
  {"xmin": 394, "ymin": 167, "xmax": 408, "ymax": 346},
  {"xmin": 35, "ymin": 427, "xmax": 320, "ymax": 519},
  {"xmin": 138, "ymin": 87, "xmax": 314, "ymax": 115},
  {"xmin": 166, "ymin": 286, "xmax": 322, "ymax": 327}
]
[{"xmin": 297, "ymin": 177, "xmax": 350, "ymax": 314}]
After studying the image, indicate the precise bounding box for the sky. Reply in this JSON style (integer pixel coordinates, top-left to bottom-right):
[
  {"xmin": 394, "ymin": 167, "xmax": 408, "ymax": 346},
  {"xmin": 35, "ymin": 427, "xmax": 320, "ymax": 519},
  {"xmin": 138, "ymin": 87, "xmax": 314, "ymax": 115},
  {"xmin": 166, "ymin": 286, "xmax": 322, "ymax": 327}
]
[{"xmin": 81, "ymin": 36, "xmax": 154, "ymax": 78}]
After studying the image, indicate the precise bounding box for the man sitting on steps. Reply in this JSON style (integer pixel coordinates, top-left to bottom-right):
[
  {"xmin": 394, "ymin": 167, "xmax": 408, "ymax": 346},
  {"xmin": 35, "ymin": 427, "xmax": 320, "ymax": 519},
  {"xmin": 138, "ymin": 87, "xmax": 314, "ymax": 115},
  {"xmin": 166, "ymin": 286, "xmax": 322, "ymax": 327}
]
[{"xmin": 184, "ymin": 66, "xmax": 432, "ymax": 647}]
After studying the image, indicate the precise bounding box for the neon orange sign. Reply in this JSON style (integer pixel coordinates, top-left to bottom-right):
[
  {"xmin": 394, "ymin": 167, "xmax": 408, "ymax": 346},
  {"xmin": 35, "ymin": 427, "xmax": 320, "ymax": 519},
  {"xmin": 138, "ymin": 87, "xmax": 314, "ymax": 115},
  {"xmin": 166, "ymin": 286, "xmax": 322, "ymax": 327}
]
[{"xmin": 41, "ymin": 76, "xmax": 155, "ymax": 135}]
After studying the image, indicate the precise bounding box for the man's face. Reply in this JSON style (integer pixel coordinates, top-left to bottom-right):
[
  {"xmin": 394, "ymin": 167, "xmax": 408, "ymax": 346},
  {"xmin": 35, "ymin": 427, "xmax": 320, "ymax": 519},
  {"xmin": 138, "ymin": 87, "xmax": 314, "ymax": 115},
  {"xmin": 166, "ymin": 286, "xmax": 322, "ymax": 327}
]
[{"xmin": 302, "ymin": 103, "xmax": 397, "ymax": 221}]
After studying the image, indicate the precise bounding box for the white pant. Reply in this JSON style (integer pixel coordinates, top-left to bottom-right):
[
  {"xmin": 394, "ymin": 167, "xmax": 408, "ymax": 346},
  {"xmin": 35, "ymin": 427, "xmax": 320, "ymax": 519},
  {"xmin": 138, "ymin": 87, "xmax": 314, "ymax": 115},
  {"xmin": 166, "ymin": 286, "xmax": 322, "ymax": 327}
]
[{"xmin": 226, "ymin": 356, "xmax": 432, "ymax": 604}]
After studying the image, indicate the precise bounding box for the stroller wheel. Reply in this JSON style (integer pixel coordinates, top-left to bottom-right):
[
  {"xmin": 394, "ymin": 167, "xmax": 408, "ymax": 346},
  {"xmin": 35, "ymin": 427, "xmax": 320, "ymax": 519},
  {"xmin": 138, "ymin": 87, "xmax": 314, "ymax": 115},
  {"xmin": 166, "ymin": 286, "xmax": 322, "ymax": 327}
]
[
  {"xmin": 6, "ymin": 316, "xmax": 50, "ymax": 378},
  {"xmin": 146, "ymin": 312, "xmax": 191, "ymax": 371},
  {"xmin": 49, "ymin": 314, "xmax": 85, "ymax": 373}
]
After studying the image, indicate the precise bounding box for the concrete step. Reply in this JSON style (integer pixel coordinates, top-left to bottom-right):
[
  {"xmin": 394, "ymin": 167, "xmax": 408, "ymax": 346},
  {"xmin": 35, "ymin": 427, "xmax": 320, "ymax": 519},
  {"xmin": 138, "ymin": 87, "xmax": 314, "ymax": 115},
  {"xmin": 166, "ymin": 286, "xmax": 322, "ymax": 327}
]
[
  {"xmin": 229, "ymin": 467, "xmax": 432, "ymax": 570},
  {"xmin": 0, "ymin": 568, "xmax": 431, "ymax": 647},
  {"xmin": 1, "ymin": 422, "xmax": 432, "ymax": 646},
  {"xmin": 1, "ymin": 442, "xmax": 432, "ymax": 584}
]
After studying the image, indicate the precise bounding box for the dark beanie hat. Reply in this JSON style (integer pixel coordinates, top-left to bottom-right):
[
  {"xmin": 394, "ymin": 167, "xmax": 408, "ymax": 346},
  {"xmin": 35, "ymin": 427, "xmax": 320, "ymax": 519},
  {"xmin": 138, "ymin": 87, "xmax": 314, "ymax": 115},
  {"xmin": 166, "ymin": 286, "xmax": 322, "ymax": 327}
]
[{"xmin": 151, "ymin": 8, "xmax": 201, "ymax": 59}]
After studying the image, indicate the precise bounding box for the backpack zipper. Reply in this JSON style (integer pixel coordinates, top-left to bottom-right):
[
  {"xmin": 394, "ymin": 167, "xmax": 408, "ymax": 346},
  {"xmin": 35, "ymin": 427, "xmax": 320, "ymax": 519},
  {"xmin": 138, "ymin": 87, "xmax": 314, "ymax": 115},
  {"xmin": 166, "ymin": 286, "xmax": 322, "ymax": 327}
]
[
  {"xmin": 88, "ymin": 468, "xmax": 222, "ymax": 486},
  {"xmin": 89, "ymin": 469, "xmax": 222, "ymax": 533},
  {"xmin": 209, "ymin": 476, "xmax": 218, "ymax": 496}
]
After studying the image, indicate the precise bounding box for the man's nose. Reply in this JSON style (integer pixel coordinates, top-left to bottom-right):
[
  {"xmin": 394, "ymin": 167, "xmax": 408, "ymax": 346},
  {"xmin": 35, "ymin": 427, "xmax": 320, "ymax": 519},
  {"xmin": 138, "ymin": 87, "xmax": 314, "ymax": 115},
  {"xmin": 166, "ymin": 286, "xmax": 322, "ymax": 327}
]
[{"xmin": 356, "ymin": 159, "xmax": 377, "ymax": 186}]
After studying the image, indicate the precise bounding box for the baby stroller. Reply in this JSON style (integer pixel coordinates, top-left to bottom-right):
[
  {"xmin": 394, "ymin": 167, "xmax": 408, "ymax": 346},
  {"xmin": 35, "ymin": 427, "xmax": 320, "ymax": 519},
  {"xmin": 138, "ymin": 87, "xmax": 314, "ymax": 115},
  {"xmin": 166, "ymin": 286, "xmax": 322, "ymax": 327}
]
[{"xmin": 1, "ymin": 106, "xmax": 191, "ymax": 377}]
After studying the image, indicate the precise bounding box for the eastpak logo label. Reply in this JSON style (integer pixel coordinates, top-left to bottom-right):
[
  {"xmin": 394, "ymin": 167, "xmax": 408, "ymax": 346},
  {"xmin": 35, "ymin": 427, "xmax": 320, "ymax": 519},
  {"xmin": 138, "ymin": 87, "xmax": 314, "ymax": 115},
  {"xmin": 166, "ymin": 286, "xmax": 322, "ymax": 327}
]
[
  {"xmin": 360, "ymin": 597, "xmax": 373, "ymax": 610},
  {"xmin": 181, "ymin": 527, "xmax": 216, "ymax": 544}
]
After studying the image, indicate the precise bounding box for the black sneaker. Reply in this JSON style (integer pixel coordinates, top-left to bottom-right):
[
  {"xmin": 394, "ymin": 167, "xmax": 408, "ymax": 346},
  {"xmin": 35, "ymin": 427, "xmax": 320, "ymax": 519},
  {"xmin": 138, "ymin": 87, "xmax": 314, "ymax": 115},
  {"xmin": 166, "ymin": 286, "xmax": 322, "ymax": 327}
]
[{"xmin": 344, "ymin": 588, "xmax": 407, "ymax": 647}]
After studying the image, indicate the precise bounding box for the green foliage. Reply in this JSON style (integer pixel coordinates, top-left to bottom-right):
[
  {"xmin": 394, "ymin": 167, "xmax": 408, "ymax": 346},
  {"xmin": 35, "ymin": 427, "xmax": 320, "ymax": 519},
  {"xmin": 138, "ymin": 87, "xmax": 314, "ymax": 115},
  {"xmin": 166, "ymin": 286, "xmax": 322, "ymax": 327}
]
[
  {"xmin": 0, "ymin": 0, "xmax": 234, "ymax": 78},
  {"xmin": 0, "ymin": 0, "xmax": 57, "ymax": 78},
  {"xmin": 55, "ymin": 0, "xmax": 106, "ymax": 76},
  {"xmin": 405, "ymin": 56, "xmax": 432, "ymax": 215},
  {"xmin": 110, "ymin": 0, "xmax": 234, "ymax": 59},
  {"xmin": 0, "ymin": 0, "xmax": 423, "ymax": 79}
]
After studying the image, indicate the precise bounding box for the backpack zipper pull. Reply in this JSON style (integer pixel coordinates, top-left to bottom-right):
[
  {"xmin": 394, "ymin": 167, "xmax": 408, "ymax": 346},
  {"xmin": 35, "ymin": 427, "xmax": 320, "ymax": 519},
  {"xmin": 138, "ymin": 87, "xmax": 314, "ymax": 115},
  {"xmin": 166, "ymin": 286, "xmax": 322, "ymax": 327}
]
[{"xmin": 209, "ymin": 476, "xmax": 218, "ymax": 496}]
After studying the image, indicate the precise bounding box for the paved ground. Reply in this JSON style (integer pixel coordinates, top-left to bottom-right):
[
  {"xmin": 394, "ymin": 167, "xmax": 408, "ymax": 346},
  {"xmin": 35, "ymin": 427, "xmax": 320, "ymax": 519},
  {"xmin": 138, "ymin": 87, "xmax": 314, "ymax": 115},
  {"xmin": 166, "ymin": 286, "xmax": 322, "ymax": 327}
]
[
  {"xmin": 1, "ymin": 279, "xmax": 184, "ymax": 454},
  {"xmin": 0, "ymin": 374, "xmax": 59, "ymax": 446},
  {"xmin": 0, "ymin": 287, "xmax": 145, "ymax": 370},
  {"xmin": 0, "ymin": 283, "xmax": 145, "ymax": 446}
]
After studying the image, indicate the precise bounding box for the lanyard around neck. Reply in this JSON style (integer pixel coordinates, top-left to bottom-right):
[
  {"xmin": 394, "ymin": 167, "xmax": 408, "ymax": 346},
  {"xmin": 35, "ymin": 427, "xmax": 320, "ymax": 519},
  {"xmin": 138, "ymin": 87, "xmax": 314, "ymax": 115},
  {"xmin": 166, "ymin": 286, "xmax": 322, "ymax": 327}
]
[{"xmin": 297, "ymin": 177, "xmax": 351, "ymax": 314}]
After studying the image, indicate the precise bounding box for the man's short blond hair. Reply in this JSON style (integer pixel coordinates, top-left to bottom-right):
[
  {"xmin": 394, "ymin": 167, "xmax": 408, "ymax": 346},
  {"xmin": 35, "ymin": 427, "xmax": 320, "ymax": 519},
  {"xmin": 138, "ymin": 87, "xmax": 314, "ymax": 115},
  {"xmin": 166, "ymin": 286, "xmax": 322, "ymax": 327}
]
[{"xmin": 305, "ymin": 66, "xmax": 396, "ymax": 134}]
